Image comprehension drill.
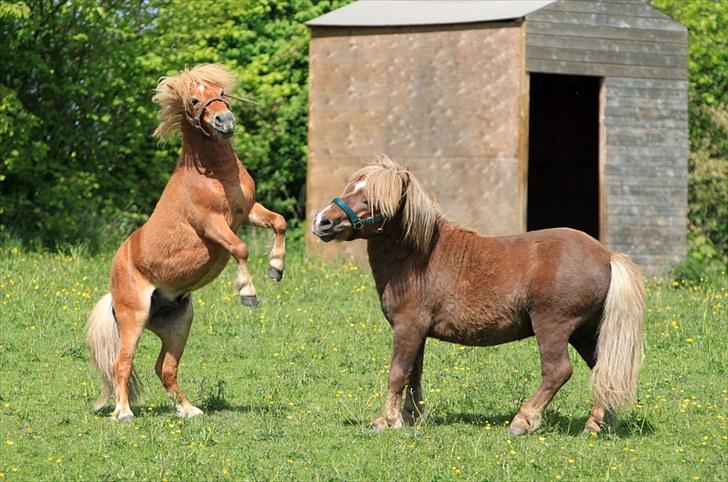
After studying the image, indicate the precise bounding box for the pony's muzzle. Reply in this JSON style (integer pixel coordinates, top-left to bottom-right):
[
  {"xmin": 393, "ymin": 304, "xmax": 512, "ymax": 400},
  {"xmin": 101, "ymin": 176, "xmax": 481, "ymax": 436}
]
[
  {"xmin": 311, "ymin": 211, "xmax": 338, "ymax": 241},
  {"xmin": 212, "ymin": 111, "xmax": 236, "ymax": 138}
]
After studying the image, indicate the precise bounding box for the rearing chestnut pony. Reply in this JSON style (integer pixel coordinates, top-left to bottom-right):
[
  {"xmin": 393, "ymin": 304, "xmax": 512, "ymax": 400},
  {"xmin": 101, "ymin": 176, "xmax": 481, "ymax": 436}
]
[
  {"xmin": 86, "ymin": 64, "xmax": 287, "ymax": 421},
  {"xmin": 312, "ymin": 157, "xmax": 644, "ymax": 434}
]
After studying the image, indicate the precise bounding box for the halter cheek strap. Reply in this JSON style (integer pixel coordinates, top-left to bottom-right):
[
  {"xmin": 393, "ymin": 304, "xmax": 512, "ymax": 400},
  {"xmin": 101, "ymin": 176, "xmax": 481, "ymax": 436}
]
[{"xmin": 332, "ymin": 197, "xmax": 386, "ymax": 240}]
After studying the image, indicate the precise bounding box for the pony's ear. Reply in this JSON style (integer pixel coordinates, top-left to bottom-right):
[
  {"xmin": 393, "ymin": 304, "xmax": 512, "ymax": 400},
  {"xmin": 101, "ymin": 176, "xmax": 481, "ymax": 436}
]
[{"xmin": 157, "ymin": 76, "xmax": 171, "ymax": 89}]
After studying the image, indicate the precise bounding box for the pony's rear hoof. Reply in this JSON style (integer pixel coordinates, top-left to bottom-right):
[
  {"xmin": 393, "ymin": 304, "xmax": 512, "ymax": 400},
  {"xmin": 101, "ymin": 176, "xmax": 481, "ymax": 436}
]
[
  {"xmin": 176, "ymin": 404, "xmax": 204, "ymax": 418},
  {"xmin": 115, "ymin": 413, "xmax": 134, "ymax": 422},
  {"xmin": 240, "ymin": 295, "xmax": 259, "ymax": 307},
  {"xmin": 508, "ymin": 426, "xmax": 527, "ymax": 437},
  {"xmin": 583, "ymin": 419, "xmax": 603, "ymax": 434},
  {"xmin": 267, "ymin": 266, "xmax": 283, "ymax": 282}
]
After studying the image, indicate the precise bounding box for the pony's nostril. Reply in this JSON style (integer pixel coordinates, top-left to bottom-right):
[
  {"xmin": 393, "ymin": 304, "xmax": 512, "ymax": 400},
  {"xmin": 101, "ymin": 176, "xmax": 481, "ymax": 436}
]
[
  {"xmin": 215, "ymin": 112, "xmax": 233, "ymax": 123},
  {"xmin": 318, "ymin": 217, "xmax": 333, "ymax": 230}
]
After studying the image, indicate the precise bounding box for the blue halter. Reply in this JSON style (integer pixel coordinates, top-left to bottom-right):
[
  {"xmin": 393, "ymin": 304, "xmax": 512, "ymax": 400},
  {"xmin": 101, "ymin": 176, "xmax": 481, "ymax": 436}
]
[{"xmin": 332, "ymin": 197, "xmax": 386, "ymax": 240}]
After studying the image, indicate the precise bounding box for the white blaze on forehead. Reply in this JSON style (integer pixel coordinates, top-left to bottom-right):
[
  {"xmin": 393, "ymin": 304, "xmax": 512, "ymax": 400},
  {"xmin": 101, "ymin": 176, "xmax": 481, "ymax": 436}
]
[
  {"xmin": 197, "ymin": 84, "xmax": 205, "ymax": 93},
  {"xmin": 353, "ymin": 180, "xmax": 367, "ymax": 192}
]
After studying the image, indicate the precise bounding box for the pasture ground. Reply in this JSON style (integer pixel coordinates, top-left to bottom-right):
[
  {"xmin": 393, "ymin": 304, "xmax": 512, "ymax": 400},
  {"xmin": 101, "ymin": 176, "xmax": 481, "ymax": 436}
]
[{"xmin": 0, "ymin": 234, "xmax": 726, "ymax": 481}]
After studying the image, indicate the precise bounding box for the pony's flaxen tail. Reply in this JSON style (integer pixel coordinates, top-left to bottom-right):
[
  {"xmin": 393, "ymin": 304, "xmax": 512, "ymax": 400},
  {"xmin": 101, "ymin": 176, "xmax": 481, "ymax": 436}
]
[
  {"xmin": 85, "ymin": 293, "xmax": 141, "ymax": 411},
  {"xmin": 592, "ymin": 253, "xmax": 645, "ymax": 414}
]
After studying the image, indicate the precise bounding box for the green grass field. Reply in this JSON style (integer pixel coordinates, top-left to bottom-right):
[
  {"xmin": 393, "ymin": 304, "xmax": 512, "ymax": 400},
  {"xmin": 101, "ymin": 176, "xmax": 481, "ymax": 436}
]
[{"xmin": 0, "ymin": 235, "xmax": 726, "ymax": 481}]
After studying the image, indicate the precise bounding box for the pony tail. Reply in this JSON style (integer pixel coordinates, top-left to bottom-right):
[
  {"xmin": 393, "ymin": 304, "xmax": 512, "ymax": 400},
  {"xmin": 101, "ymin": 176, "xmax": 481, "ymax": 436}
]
[
  {"xmin": 591, "ymin": 253, "xmax": 645, "ymax": 414},
  {"xmin": 86, "ymin": 293, "xmax": 142, "ymax": 410}
]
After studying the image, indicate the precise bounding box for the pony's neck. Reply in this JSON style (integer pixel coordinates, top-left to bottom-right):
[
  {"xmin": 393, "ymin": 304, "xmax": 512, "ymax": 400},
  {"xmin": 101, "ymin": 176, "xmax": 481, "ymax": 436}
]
[
  {"xmin": 366, "ymin": 212, "xmax": 438, "ymax": 274},
  {"xmin": 179, "ymin": 121, "xmax": 237, "ymax": 173}
]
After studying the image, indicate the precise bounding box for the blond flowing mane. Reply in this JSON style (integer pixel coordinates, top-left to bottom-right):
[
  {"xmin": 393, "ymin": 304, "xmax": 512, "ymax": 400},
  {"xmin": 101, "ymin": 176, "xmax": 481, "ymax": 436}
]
[
  {"xmin": 152, "ymin": 64, "xmax": 237, "ymax": 140},
  {"xmin": 351, "ymin": 156, "xmax": 437, "ymax": 252}
]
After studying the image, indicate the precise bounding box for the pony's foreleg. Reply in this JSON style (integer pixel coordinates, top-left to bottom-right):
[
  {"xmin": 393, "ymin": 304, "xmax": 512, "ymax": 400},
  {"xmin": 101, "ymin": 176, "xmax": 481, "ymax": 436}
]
[
  {"xmin": 202, "ymin": 217, "xmax": 258, "ymax": 307},
  {"xmin": 401, "ymin": 341, "xmax": 426, "ymax": 425},
  {"xmin": 148, "ymin": 297, "xmax": 202, "ymax": 418},
  {"xmin": 246, "ymin": 202, "xmax": 287, "ymax": 281},
  {"xmin": 509, "ymin": 327, "xmax": 573, "ymax": 436},
  {"xmin": 371, "ymin": 326, "xmax": 426, "ymax": 431}
]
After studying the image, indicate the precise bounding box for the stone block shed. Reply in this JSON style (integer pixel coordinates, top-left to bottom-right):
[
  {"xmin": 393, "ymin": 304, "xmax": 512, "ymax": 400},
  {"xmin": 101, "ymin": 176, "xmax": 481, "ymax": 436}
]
[{"xmin": 304, "ymin": 0, "xmax": 688, "ymax": 275}]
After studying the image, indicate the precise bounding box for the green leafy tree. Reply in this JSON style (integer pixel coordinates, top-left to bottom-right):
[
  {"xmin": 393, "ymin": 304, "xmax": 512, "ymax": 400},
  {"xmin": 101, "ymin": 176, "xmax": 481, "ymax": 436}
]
[
  {"xmin": 0, "ymin": 0, "xmax": 349, "ymax": 248},
  {"xmin": 0, "ymin": 1, "xmax": 164, "ymax": 247},
  {"xmin": 652, "ymin": 0, "xmax": 728, "ymax": 265}
]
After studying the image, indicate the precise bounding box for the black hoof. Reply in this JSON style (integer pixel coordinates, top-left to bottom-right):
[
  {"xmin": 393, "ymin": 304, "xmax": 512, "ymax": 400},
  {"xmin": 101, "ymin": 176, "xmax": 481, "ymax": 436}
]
[
  {"xmin": 267, "ymin": 266, "xmax": 283, "ymax": 282},
  {"xmin": 240, "ymin": 295, "xmax": 259, "ymax": 307}
]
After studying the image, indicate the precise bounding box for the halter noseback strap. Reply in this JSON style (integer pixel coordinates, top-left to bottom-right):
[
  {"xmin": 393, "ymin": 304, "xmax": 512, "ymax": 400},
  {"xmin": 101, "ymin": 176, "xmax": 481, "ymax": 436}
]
[
  {"xmin": 185, "ymin": 96, "xmax": 230, "ymax": 137},
  {"xmin": 332, "ymin": 197, "xmax": 386, "ymax": 240}
]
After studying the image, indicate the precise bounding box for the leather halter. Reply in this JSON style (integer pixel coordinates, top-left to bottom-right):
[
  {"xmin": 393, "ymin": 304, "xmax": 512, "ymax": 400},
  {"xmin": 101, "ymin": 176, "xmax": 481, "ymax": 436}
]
[
  {"xmin": 185, "ymin": 96, "xmax": 230, "ymax": 138},
  {"xmin": 332, "ymin": 197, "xmax": 386, "ymax": 240}
]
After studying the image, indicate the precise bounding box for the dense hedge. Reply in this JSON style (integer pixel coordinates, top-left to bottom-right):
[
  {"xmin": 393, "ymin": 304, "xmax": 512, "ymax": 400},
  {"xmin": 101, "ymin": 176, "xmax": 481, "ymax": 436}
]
[
  {"xmin": 0, "ymin": 0, "xmax": 725, "ymax": 265},
  {"xmin": 0, "ymin": 0, "xmax": 349, "ymax": 249}
]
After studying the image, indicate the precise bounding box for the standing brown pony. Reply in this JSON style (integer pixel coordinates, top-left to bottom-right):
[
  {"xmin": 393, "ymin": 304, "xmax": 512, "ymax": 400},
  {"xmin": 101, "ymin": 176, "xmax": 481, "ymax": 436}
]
[
  {"xmin": 312, "ymin": 157, "xmax": 644, "ymax": 434},
  {"xmin": 86, "ymin": 64, "xmax": 287, "ymax": 421}
]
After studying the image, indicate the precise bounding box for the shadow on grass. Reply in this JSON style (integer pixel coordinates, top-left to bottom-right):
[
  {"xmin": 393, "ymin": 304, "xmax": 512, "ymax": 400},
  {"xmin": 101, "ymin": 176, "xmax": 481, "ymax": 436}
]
[
  {"xmin": 432, "ymin": 410, "xmax": 655, "ymax": 437},
  {"xmin": 94, "ymin": 402, "xmax": 287, "ymax": 418},
  {"xmin": 339, "ymin": 410, "xmax": 656, "ymax": 438}
]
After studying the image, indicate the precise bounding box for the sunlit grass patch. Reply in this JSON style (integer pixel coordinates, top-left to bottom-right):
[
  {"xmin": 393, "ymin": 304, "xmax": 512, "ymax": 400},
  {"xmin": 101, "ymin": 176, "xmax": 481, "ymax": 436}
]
[{"xmin": 0, "ymin": 239, "xmax": 726, "ymax": 480}]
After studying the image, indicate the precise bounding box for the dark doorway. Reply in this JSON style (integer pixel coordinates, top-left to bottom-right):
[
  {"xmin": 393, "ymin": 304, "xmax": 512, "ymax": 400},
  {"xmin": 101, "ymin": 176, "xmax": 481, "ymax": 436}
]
[{"xmin": 527, "ymin": 73, "xmax": 601, "ymax": 239}]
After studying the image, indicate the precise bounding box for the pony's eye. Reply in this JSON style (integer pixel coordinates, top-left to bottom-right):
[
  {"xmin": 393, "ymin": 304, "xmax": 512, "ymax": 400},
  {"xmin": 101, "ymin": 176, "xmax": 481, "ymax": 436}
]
[
  {"xmin": 191, "ymin": 98, "xmax": 200, "ymax": 106},
  {"xmin": 362, "ymin": 199, "xmax": 369, "ymax": 207}
]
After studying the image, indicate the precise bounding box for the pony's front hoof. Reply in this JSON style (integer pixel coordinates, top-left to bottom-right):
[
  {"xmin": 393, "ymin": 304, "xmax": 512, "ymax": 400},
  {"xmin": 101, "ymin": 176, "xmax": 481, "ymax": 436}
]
[
  {"xmin": 369, "ymin": 415, "xmax": 404, "ymax": 431},
  {"xmin": 369, "ymin": 417, "xmax": 389, "ymax": 432},
  {"xmin": 240, "ymin": 295, "xmax": 259, "ymax": 307},
  {"xmin": 267, "ymin": 266, "xmax": 283, "ymax": 282}
]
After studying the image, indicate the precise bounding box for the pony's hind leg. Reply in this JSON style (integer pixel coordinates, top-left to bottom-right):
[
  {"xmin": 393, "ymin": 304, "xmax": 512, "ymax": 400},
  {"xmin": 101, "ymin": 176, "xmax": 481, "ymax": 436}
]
[
  {"xmin": 401, "ymin": 341, "xmax": 426, "ymax": 425},
  {"xmin": 94, "ymin": 383, "xmax": 113, "ymax": 412},
  {"xmin": 509, "ymin": 325, "xmax": 573, "ymax": 436},
  {"xmin": 246, "ymin": 202, "xmax": 287, "ymax": 281},
  {"xmin": 570, "ymin": 333, "xmax": 610, "ymax": 433},
  {"xmin": 148, "ymin": 295, "xmax": 202, "ymax": 418},
  {"xmin": 110, "ymin": 285, "xmax": 152, "ymax": 421}
]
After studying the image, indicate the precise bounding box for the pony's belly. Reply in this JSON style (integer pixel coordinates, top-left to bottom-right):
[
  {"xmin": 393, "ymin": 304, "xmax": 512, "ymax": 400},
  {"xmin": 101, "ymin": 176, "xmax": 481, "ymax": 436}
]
[{"xmin": 428, "ymin": 316, "xmax": 533, "ymax": 347}]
